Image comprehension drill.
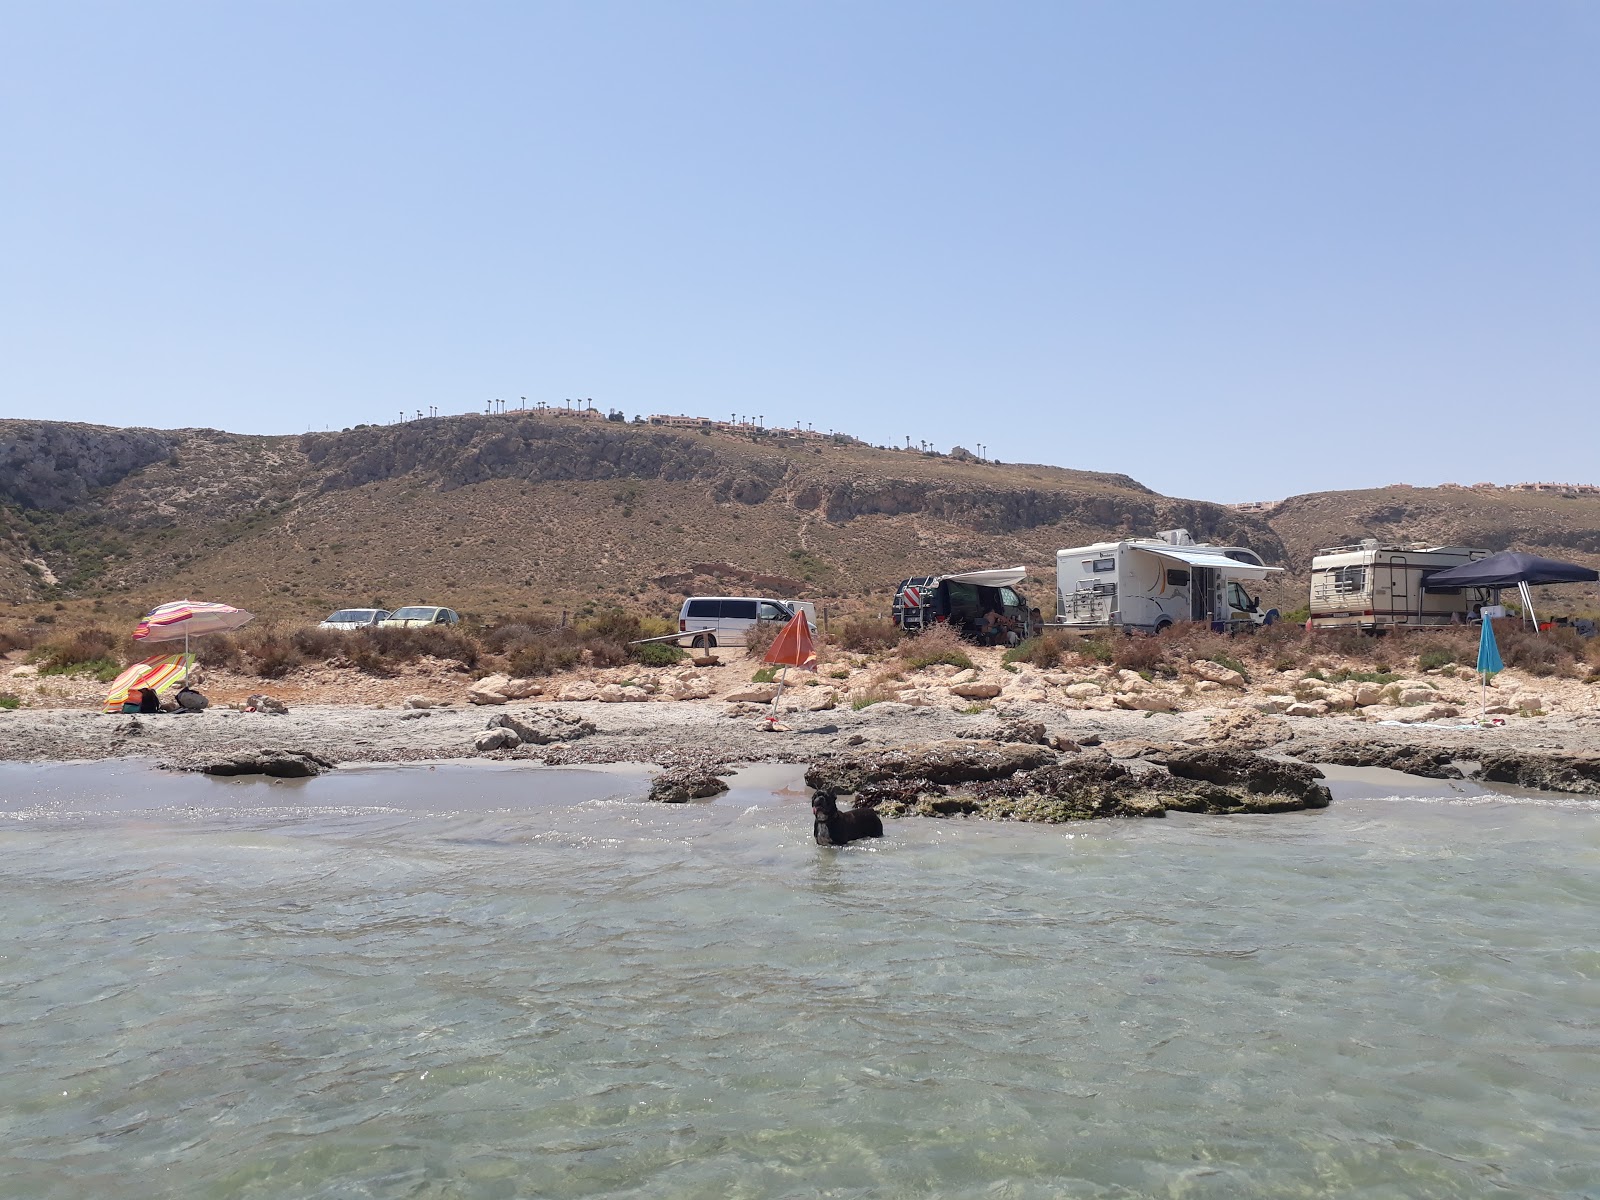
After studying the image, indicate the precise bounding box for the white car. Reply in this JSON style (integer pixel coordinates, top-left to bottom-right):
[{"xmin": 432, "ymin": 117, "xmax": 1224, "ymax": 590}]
[
  {"xmin": 676, "ymin": 596, "xmax": 813, "ymax": 648},
  {"xmin": 318, "ymin": 608, "xmax": 389, "ymax": 630}
]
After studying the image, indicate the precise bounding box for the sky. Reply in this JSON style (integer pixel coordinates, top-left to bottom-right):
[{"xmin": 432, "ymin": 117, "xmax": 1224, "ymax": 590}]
[{"xmin": 3, "ymin": 1, "xmax": 1597, "ymax": 502}]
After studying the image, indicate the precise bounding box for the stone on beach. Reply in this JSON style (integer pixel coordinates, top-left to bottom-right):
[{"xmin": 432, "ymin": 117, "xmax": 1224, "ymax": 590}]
[
  {"xmin": 950, "ymin": 682, "xmax": 1002, "ymax": 700},
  {"xmin": 1189, "ymin": 660, "xmax": 1246, "ymax": 687},
  {"xmin": 649, "ymin": 767, "xmax": 730, "ymax": 803},
  {"xmin": 724, "ymin": 683, "xmax": 779, "ymax": 704},
  {"xmin": 200, "ymin": 748, "xmax": 333, "ymax": 778}
]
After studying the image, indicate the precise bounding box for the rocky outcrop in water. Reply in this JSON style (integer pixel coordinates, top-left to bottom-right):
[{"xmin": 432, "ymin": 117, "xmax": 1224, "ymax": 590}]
[
  {"xmin": 1472, "ymin": 751, "xmax": 1600, "ymax": 795},
  {"xmin": 1161, "ymin": 748, "xmax": 1333, "ymax": 807},
  {"xmin": 649, "ymin": 767, "xmax": 730, "ymax": 803},
  {"xmin": 1293, "ymin": 740, "xmax": 1465, "ymax": 780},
  {"xmin": 199, "ymin": 748, "xmax": 334, "ymax": 777},
  {"xmin": 804, "ymin": 741, "xmax": 1331, "ymax": 822}
]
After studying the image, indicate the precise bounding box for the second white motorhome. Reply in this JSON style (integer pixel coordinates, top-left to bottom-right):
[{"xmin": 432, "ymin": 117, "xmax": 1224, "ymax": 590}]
[
  {"xmin": 1055, "ymin": 530, "xmax": 1281, "ymax": 634},
  {"xmin": 1307, "ymin": 542, "xmax": 1492, "ymax": 630}
]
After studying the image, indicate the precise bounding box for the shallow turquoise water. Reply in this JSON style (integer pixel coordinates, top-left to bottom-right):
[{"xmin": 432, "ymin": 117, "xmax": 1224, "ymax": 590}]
[{"xmin": 2, "ymin": 759, "xmax": 1598, "ymax": 1199}]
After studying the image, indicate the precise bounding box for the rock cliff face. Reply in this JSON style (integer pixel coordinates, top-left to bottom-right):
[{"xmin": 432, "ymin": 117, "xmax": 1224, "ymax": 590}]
[{"xmin": 0, "ymin": 420, "xmax": 177, "ymax": 512}]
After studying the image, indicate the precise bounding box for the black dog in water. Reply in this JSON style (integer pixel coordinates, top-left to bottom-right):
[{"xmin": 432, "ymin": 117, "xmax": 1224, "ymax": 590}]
[{"xmin": 812, "ymin": 790, "xmax": 883, "ymax": 846}]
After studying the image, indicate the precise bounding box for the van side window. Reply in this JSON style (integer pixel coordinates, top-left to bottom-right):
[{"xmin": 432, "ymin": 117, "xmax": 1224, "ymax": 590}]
[
  {"xmin": 757, "ymin": 602, "xmax": 788, "ymax": 621},
  {"xmin": 998, "ymin": 587, "xmax": 1020, "ymax": 608},
  {"xmin": 686, "ymin": 599, "xmax": 719, "ymax": 618},
  {"xmin": 722, "ymin": 600, "xmax": 758, "ymax": 620},
  {"xmin": 1420, "ymin": 570, "xmax": 1461, "ymax": 596}
]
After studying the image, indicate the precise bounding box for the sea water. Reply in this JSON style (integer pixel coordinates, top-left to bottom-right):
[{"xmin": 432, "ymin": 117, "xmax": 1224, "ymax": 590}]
[{"xmin": 2, "ymin": 759, "xmax": 1598, "ymax": 1199}]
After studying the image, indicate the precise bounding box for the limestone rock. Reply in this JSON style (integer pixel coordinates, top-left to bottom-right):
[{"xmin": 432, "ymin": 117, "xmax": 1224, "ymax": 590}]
[
  {"xmin": 1284, "ymin": 701, "xmax": 1328, "ymax": 717},
  {"xmin": 403, "ymin": 695, "xmax": 438, "ymax": 709},
  {"xmin": 1114, "ymin": 693, "xmax": 1176, "ymax": 712},
  {"xmin": 1062, "ymin": 682, "xmax": 1101, "ymax": 700},
  {"xmin": 557, "ymin": 680, "xmax": 599, "ymax": 702},
  {"xmin": 1205, "ymin": 708, "xmax": 1291, "ymax": 749},
  {"xmin": 668, "ymin": 674, "xmax": 713, "ymax": 701},
  {"xmin": 467, "ymin": 673, "xmax": 514, "ymax": 705},
  {"xmin": 1190, "ymin": 660, "xmax": 1245, "ymax": 687},
  {"xmin": 474, "ymin": 728, "xmax": 519, "ymax": 751},
  {"xmin": 725, "ymin": 684, "xmax": 779, "ymax": 704},
  {"xmin": 1396, "ymin": 686, "xmax": 1437, "ymax": 706},
  {"xmin": 947, "ymin": 668, "xmax": 979, "ymax": 686},
  {"xmin": 1473, "ymin": 751, "xmax": 1600, "ymax": 795},
  {"xmin": 805, "ymin": 740, "xmax": 1057, "ymax": 797},
  {"xmin": 1352, "ymin": 683, "xmax": 1386, "ymax": 707},
  {"xmin": 201, "ymin": 748, "xmax": 332, "ymax": 778},
  {"xmin": 649, "ymin": 767, "xmax": 730, "ymax": 803},
  {"xmin": 1295, "ymin": 741, "xmax": 1463, "ymax": 779},
  {"xmin": 597, "ymin": 683, "xmax": 649, "ymax": 702},
  {"xmin": 1163, "ymin": 747, "xmax": 1332, "ymax": 807},
  {"xmin": 247, "ymin": 693, "xmax": 288, "ymax": 715},
  {"xmin": 485, "ymin": 711, "xmax": 597, "ymax": 746},
  {"xmin": 1115, "ymin": 670, "xmax": 1150, "ymax": 692},
  {"xmin": 951, "ymin": 682, "xmax": 1002, "ymax": 700}
]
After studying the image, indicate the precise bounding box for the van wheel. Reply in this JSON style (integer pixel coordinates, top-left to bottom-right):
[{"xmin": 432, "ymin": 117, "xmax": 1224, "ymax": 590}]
[{"xmin": 691, "ymin": 634, "xmax": 716, "ymax": 649}]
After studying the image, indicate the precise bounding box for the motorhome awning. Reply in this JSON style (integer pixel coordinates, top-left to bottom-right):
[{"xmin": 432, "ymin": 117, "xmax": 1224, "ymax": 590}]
[
  {"xmin": 1148, "ymin": 547, "xmax": 1281, "ymax": 578},
  {"xmin": 942, "ymin": 567, "xmax": 1027, "ymax": 587}
]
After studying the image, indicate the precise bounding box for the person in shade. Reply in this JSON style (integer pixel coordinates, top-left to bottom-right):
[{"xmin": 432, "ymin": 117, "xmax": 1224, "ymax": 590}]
[{"xmin": 120, "ymin": 687, "xmax": 146, "ymax": 715}]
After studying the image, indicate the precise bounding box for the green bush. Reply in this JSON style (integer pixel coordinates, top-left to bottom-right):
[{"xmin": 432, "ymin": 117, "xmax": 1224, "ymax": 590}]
[
  {"xmin": 1079, "ymin": 637, "xmax": 1115, "ymax": 664},
  {"xmin": 631, "ymin": 641, "xmax": 685, "ymax": 667},
  {"xmin": 1004, "ymin": 633, "xmax": 1072, "ymax": 669},
  {"xmin": 40, "ymin": 657, "xmax": 123, "ymax": 683},
  {"xmin": 0, "ymin": 693, "xmax": 19, "ymax": 710},
  {"xmin": 1416, "ymin": 647, "xmax": 1459, "ymax": 672}
]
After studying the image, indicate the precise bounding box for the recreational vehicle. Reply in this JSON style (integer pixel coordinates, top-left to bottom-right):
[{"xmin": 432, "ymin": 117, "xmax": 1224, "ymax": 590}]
[
  {"xmin": 1054, "ymin": 530, "xmax": 1281, "ymax": 634},
  {"xmin": 1307, "ymin": 542, "xmax": 1492, "ymax": 630},
  {"xmin": 892, "ymin": 568, "xmax": 1035, "ymax": 643}
]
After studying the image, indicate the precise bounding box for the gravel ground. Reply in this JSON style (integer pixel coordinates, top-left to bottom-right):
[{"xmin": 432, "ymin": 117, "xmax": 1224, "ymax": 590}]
[{"xmin": 3, "ymin": 697, "xmax": 1597, "ymax": 772}]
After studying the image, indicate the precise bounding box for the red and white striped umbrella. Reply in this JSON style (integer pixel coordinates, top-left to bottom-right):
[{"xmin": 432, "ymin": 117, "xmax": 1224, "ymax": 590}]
[{"xmin": 133, "ymin": 600, "xmax": 255, "ymax": 643}]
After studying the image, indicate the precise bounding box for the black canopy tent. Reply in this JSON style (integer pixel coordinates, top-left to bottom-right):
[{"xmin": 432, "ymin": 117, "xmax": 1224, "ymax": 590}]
[{"xmin": 1424, "ymin": 551, "xmax": 1599, "ymax": 630}]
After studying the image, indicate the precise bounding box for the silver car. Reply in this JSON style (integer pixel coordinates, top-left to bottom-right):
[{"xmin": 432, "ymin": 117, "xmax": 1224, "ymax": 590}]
[{"xmin": 318, "ymin": 608, "xmax": 389, "ymax": 631}]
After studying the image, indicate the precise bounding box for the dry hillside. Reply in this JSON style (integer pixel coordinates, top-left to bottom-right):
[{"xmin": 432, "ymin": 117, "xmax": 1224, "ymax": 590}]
[{"xmin": 3, "ymin": 415, "xmax": 1597, "ymax": 628}]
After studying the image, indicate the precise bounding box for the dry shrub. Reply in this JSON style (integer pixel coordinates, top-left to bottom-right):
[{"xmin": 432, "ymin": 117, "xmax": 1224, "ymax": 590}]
[
  {"xmin": 0, "ymin": 627, "xmax": 36, "ymax": 655},
  {"xmin": 291, "ymin": 626, "xmax": 348, "ymax": 660},
  {"xmin": 1110, "ymin": 634, "xmax": 1168, "ymax": 676},
  {"xmin": 897, "ymin": 622, "xmax": 974, "ymax": 670},
  {"xmin": 508, "ymin": 640, "xmax": 582, "ymax": 677},
  {"xmin": 1496, "ymin": 621, "xmax": 1586, "ymax": 677},
  {"xmin": 36, "ymin": 626, "xmax": 122, "ymax": 669},
  {"xmin": 363, "ymin": 626, "xmax": 482, "ymax": 670},
  {"xmin": 245, "ymin": 629, "xmax": 303, "ymax": 679},
  {"xmin": 743, "ymin": 620, "xmax": 780, "ymax": 659},
  {"xmin": 838, "ymin": 619, "xmax": 901, "ymax": 653},
  {"xmin": 193, "ymin": 632, "xmax": 242, "ymax": 669}
]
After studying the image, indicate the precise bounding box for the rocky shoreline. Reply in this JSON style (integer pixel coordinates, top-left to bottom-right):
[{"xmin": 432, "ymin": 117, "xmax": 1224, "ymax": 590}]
[{"xmin": 5, "ymin": 695, "xmax": 1598, "ymax": 816}]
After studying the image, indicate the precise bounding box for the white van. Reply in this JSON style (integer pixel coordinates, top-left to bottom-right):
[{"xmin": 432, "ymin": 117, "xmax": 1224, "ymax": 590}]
[{"xmin": 677, "ymin": 596, "xmax": 814, "ymax": 648}]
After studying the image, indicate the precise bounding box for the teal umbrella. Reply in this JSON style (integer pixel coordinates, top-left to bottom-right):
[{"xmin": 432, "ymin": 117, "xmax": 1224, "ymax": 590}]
[
  {"xmin": 1476, "ymin": 616, "xmax": 1503, "ymax": 723},
  {"xmin": 1477, "ymin": 616, "xmax": 1503, "ymax": 677}
]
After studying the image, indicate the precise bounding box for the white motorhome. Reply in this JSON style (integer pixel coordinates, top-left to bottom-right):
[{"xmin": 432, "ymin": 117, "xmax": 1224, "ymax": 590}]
[
  {"xmin": 1055, "ymin": 530, "xmax": 1281, "ymax": 634},
  {"xmin": 1308, "ymin": 542, "xmax": 1492, "ymax": 630}
]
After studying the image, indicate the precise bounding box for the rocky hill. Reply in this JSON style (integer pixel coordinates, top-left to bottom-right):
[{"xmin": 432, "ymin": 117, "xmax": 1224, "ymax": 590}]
[{"xmin": 2, "ymin": 414, "xmax": 1596, "ymax": 624}]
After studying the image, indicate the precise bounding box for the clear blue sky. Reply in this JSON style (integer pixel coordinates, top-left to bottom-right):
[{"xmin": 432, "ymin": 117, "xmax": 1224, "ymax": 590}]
[{"xmin": 4, "ymin": 1, "xmax": 1597, "ymax": 502}]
